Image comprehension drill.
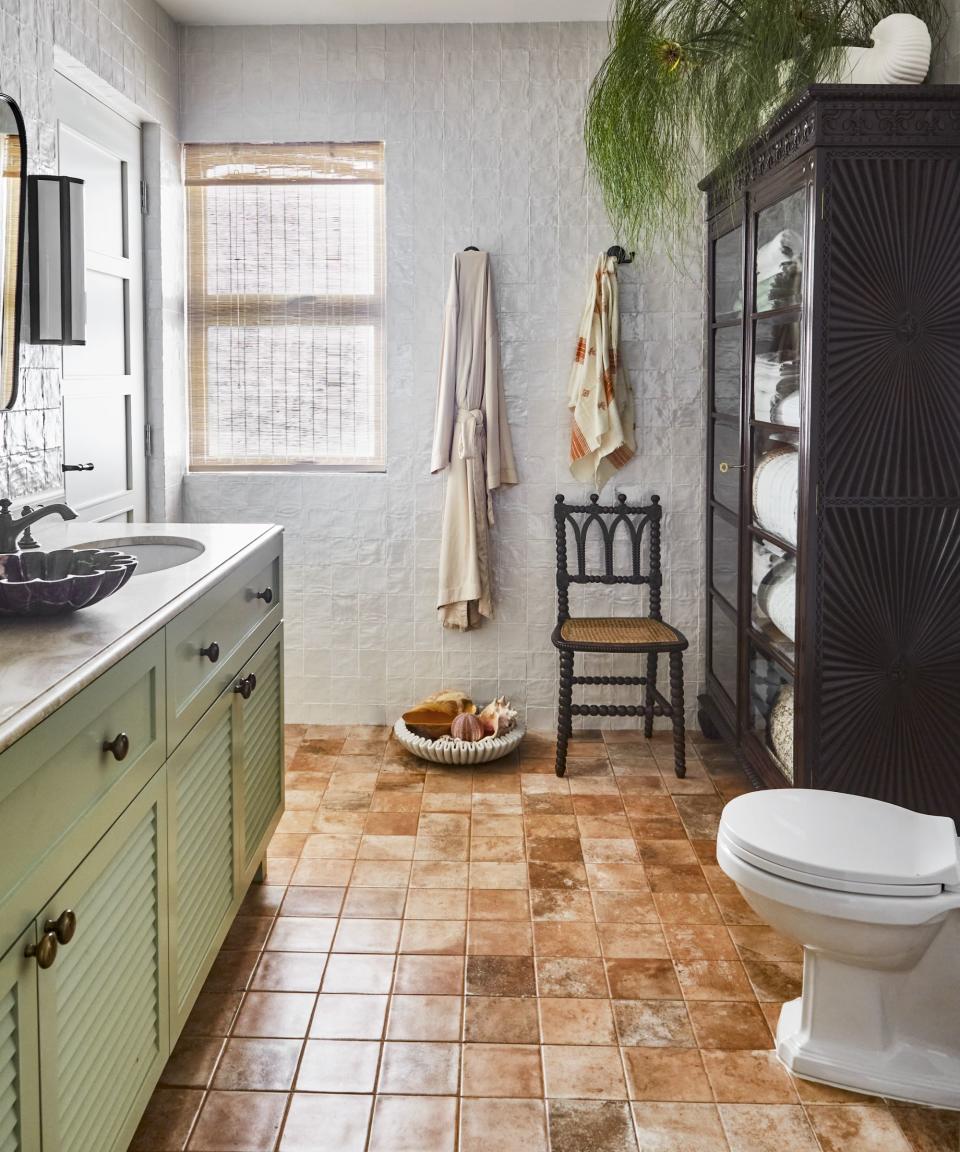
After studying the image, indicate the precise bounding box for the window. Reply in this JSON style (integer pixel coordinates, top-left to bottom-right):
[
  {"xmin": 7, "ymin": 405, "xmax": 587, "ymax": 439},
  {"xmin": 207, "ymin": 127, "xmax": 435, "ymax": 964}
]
[{"xmin": 185, "ymin": 142, "xmax": 385, "ymax": 470}]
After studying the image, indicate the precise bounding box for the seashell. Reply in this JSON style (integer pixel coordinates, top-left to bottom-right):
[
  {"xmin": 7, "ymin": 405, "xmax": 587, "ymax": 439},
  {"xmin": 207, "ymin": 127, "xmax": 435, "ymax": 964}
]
[
  {"xmin": 451, "ymin": 712, "xmax": 485, "ymax": 742},
  {"xmin": 478, "ymin": 696, "xmax": 518, "ymax": 738},
  {"xmin": 402, "ymin": 708, "xmax": 457, "ymax": 740},
  {"xmin": 833, "ymin": 14, "xmax": 931, "ymax": 85},
  {"xmin": 411, "ymin": 690, "xmax": 477, "ymax": 718}
]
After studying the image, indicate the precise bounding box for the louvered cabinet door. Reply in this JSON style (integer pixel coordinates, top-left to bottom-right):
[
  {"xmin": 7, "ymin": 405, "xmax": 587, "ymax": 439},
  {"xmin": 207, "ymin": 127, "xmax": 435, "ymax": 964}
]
[
  {"xmin": 236, "ymin": 625, "xmax": 284, "ymax": 884},
  {"xmin": 167, "ymin": 692, "xmax": 236, "ymax": 1039},
  {"xmin": 36, "ymin": 773, "xmax": 168, "ymax": 1152},
  {"xmin": 0, "ymin": 930, "xmax": 39, "ymax": 1152}
]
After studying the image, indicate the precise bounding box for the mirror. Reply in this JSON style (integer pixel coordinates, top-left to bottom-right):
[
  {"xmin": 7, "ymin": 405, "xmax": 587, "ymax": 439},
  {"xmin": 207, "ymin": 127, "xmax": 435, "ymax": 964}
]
[{"xmin": 0, "ymin": 94, "xmax": 25, "ymax": 409}]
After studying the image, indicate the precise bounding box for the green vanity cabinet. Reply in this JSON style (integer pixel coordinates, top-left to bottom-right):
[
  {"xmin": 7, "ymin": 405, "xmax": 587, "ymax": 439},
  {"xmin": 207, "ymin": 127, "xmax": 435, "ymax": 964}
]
[
  {"xmin": 236, "ymin": 626, "xmax": 284, "ymax": 884},
  {"xmin": 35, "ymin": 774, "xmax": 168, "ymax": 1152},
  {"xmin": 0, "ymin": 532, "xmax": 284, "ymax": 1152},
  {"xmin": 166, "ymin": 688, "xmax": 236, "ymax": 1036},
  {"xmin": 0, "ymin": 928, "xmax": 40, "ymax": 1152}
]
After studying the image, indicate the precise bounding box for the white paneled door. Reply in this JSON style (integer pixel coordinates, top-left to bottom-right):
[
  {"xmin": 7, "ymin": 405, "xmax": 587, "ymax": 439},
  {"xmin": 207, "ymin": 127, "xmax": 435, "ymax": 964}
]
[{"xmin": 55, "ymin": 74, "xmax": 146, "ymax": 522}]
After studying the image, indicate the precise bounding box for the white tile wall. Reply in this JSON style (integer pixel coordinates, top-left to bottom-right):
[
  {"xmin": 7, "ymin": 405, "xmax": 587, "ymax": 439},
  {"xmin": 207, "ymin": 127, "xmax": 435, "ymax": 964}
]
[
  {"xmin": 180, "ymin": 20, "xmax": 706, "ymax": 731},
  {"xmin": 0, "ymin": 0, "xmax": 180, "ymax": 508}
]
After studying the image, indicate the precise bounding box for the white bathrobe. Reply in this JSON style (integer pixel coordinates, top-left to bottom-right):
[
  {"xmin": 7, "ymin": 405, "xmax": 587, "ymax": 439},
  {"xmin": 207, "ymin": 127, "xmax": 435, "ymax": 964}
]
[
  {"xmin": 568, "ymin": 254, "xmax": 636, "ymax": 490},
  {"xmin": 431, "ymin": 251, "xmax": 517, "ymax": 631}
]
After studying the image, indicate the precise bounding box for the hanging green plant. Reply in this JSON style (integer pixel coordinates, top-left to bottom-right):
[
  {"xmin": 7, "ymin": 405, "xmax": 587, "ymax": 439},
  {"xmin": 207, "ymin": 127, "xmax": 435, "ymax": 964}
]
[{"xmin": 585, "ymin": 0, "xmax": 946, "ymax": 250}]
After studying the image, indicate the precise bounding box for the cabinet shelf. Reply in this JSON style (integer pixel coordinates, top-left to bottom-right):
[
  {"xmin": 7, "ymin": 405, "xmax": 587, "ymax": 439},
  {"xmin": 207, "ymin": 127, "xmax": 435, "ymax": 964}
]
[
  {"xmin": 750, "ymin": 303, "xmax": 802, "ymax": 322},
  {"xmin": 752, "ymin": 419, "xmax": 800, "ymax": 436},
  {"xmin": 747, "ymin": 625, "xmax": 795, "ymax": 677},
  {"xmin": 747, "ymin": 523, "xmax": 796, "ymax": 558},
  {"xmin": 714, "ymin": 311, "xmax": 743, "ymax": 327}
]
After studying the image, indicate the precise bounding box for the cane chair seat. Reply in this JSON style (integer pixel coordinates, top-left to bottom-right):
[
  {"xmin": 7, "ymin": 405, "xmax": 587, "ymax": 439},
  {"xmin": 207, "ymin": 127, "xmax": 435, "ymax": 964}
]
[{"xmin": 557, "ymin": 616, "xmax": 686, "ymax": 650}]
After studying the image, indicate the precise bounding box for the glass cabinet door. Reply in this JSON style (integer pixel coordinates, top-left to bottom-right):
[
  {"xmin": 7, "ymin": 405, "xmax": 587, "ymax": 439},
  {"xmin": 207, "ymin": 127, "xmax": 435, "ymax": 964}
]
[
  {"xmin": 707, "ymin": 223, "xmax": 743, "ymax": 717},
  {"xmin": 745, "ymin": 184, "xmax": 808, "ymax": 781}
]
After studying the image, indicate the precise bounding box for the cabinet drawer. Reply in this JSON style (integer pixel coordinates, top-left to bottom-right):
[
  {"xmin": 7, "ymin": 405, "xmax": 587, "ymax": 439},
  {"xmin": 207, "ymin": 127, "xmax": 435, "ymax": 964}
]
[
  {"xmin": 166, "ymin": 535, "xmax": 281, "ymax": 750},
  {"xmin": 0, "ymin": 633, "xmax": 165, "ymax": 959}
]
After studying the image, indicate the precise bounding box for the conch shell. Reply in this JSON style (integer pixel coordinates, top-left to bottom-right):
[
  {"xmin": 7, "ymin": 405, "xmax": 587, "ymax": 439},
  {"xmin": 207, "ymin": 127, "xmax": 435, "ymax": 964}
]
[
  {"xmin": 413, "ymin": 690, "xmax": 476, "ymax": 717},
  {"xmin": 833, "ymin": 14, "xmax": 931, "ymax": 85},
  {"xmin": 478, "ymin": 696, "xmax": 518, "ymax": 738},
  {"xmin": 402, "ymin": 690, "xmax": 476, "ymax": 739}
]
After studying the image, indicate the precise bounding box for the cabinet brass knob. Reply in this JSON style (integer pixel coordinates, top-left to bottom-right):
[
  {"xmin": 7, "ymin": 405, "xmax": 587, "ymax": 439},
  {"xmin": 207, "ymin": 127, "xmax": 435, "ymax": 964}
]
[
  {"xmin": 200, "ymin": 641, "xmax": 220, "ymax": 663},
  {"xmin": 45, "ymin": 909, "xmax": 76, "ymax": 946},
  {"xmin": 256, "ymin": 587, "xmax": 273, "ymax": 604},
  {"xmin": 718, "ymin": 461, "xmax": 747, "ymax": 474},
  {"xmin": 234, "ymin": 674, "xmax": 257, "ymax": 700},
  {"xmin": 102, "ymin": 732, "xmax": 130, "ymax": 761},
  {"xmin": 25, "ymin": 932, "xmax": 58, "ymax": 969}
]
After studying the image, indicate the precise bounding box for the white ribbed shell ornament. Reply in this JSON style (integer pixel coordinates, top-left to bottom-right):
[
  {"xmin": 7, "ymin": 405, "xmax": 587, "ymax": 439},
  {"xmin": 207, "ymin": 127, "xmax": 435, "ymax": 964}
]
[{"xmin": 834, "ymin": 14, "xmax": 931, "ymax": 84}]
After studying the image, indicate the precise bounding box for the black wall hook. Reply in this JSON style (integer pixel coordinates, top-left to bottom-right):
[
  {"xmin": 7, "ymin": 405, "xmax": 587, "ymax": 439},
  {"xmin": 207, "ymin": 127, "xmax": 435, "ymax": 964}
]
[
  {"xmin": 606, "ymin": 245, "xmax": 634, "ymax": 264},
  {"xmin": 464, "ymin": 245, "xmax": 479, "ymax": 251}
]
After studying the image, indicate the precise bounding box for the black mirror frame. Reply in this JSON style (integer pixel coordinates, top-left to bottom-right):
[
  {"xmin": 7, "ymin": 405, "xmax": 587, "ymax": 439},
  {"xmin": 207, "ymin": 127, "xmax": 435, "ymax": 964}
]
[{"xmin": 0, "ymin": 93, "xmax": 25, "ymax": 409}]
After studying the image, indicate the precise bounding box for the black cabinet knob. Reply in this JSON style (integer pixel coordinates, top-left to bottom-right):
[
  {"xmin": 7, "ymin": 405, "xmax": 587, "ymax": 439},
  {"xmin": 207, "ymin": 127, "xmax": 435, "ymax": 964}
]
[
  {"xmin": 256, "ymin": 587, "xmax": 273, "ymax": 604},
  {"xmin": 234, "ymin": 673, "xmax": 257, "ymax": 700},
  {"xmin": 200, "ymin": 641, "xmax": 220, "ymax": 663},
  {"xmin": 102, "ymin": 732, "xmax": 130, "ymax": 761}
]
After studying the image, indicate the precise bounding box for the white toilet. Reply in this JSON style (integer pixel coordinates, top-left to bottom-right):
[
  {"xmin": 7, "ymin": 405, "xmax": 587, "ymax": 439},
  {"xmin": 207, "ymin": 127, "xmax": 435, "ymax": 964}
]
[{"xmin": 717, "ymin": 788, "xmax": 960, "ymax": 1109}]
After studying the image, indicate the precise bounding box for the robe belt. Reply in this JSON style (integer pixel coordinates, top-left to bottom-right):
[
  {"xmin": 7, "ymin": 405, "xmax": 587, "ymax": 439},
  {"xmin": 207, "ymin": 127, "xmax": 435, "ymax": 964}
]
[{"xmin": 456, "ymin": 407, "xmax": 486, "ymax": 461}]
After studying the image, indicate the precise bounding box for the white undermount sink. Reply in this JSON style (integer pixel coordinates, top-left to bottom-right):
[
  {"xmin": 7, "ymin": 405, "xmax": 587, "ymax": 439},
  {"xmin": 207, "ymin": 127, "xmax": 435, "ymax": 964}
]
[{"xmin": 75, "ymin": 536, "xmax": 206, "ymax": 575}]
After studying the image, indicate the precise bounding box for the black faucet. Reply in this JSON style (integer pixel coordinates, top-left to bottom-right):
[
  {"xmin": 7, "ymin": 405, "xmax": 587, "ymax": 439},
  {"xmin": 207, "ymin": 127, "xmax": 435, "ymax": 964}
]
[{"xmin": 0, "ymin": 499, "xmax": 78, "ymax": 553}]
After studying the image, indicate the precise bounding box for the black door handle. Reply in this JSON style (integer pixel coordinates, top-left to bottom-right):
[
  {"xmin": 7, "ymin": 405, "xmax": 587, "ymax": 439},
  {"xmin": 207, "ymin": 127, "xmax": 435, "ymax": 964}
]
[{"xmin": 61, "ymin": 463, "xmax": 95, "ymax": 473}]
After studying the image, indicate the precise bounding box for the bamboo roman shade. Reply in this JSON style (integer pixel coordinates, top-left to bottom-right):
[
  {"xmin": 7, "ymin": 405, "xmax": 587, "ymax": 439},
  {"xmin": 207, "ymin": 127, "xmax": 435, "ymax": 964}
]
[{"xmin": 185, "ymin": 142, "xmax": 385, "ymax": 470}]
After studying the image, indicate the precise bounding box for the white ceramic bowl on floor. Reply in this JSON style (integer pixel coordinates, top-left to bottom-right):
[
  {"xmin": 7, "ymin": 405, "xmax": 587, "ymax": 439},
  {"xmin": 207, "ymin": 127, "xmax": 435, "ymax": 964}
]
[{"xmin": 393, "ymin": 718, "xmax": 524, "ymax": 764}]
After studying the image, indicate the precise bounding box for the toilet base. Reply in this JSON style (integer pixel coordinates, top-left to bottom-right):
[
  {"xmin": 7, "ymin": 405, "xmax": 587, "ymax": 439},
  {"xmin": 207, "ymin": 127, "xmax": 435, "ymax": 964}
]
[{"xmin": 776, "ymin": 998, "xmax": 960, "ymax": 1110}]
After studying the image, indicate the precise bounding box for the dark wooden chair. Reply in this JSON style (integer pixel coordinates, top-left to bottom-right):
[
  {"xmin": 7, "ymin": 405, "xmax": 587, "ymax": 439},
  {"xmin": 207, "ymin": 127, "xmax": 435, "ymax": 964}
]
[{"xmin": 551, "ymin": 493, "xmax": 688, "ymax": 779}]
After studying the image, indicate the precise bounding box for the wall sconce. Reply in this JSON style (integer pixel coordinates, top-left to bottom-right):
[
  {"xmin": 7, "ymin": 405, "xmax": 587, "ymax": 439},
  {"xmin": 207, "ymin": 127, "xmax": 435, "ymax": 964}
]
[{"xmin": 27, "ymin": 174, "xmax": 85, "ymax": 345}]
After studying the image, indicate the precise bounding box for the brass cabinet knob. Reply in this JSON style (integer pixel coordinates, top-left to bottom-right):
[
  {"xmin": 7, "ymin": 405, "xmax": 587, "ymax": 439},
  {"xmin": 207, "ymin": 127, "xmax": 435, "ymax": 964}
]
[
  {"xmin": 256, "ymin": 587, "xmax": 273, "ymax": 604},
  {"xmin": 45, "ymin": 909, "xmax": 76, "ymax": 946},
  {"xmin": 25, "ymin": 932, "xmax": 58, "ymax": 969},
  {"xmin": 200, "ymin": 641, "xmax": 220, "ymax": 663},
  {"xmin": 102, "ymin": 732, "xmax": 130, "ymax": 761},
  {"xmin": 718, "ymin": 461, "xmax": 747, "ymax": 474}
]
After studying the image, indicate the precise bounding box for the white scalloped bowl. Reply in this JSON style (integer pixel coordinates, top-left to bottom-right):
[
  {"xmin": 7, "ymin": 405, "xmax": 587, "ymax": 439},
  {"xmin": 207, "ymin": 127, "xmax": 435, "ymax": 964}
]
[{"xmin": 393, "ymin": 718, "xmax": 524, "ymax": 764}]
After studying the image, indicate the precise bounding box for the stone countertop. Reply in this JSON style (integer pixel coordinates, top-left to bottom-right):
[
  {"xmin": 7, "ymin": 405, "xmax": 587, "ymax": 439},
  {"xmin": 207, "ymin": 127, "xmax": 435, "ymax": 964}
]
[{"xmin": 0, "ymin": 521, "xmax": 281, "ymax": 754}]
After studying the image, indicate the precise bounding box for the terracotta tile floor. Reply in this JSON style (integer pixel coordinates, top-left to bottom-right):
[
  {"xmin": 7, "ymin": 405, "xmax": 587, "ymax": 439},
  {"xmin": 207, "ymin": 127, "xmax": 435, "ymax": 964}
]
[{"xmin": 129, "ymin": 726, "xmax": 959, "ymax": 1152}]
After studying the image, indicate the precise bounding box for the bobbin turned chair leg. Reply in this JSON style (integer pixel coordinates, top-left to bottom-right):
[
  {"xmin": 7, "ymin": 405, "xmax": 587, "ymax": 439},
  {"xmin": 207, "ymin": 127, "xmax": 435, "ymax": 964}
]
[
  {"xmin": 643, "ymin": 652, "xmax": 658, "ymax": 740},
  {"xmin": 556, "ymin": 648, "xmax": 574, "ymax": 778},
  {"xmin": 669, "ymin": 649, "xmax": 686, "ymax": 778}
]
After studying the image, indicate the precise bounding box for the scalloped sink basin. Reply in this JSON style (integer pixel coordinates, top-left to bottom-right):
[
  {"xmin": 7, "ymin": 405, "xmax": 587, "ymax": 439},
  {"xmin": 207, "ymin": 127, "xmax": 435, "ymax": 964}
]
[{"xmin": 75, "ymin": 536, "xmax": 205, "ymax": 576}]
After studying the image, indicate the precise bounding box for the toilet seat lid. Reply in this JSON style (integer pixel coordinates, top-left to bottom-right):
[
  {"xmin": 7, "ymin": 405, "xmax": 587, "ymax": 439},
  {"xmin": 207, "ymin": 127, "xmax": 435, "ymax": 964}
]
[{"xmin": 720, "ymin": 789, "xmax": 960, "ymax": 892}]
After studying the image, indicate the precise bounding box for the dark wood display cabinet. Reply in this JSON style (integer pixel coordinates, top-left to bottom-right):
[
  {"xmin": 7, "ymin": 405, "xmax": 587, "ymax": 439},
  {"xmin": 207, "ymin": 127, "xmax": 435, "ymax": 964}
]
[{"xmin": 698, "ymin": 85, "xmax": 960, "ymax": 822}]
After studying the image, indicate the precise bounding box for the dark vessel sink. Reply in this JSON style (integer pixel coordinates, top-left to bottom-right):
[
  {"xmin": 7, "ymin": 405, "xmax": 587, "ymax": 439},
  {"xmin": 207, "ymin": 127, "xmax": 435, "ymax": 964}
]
[{"xmin": 0, "ymin": 548, "xmax": 138, "ymax": 616}]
